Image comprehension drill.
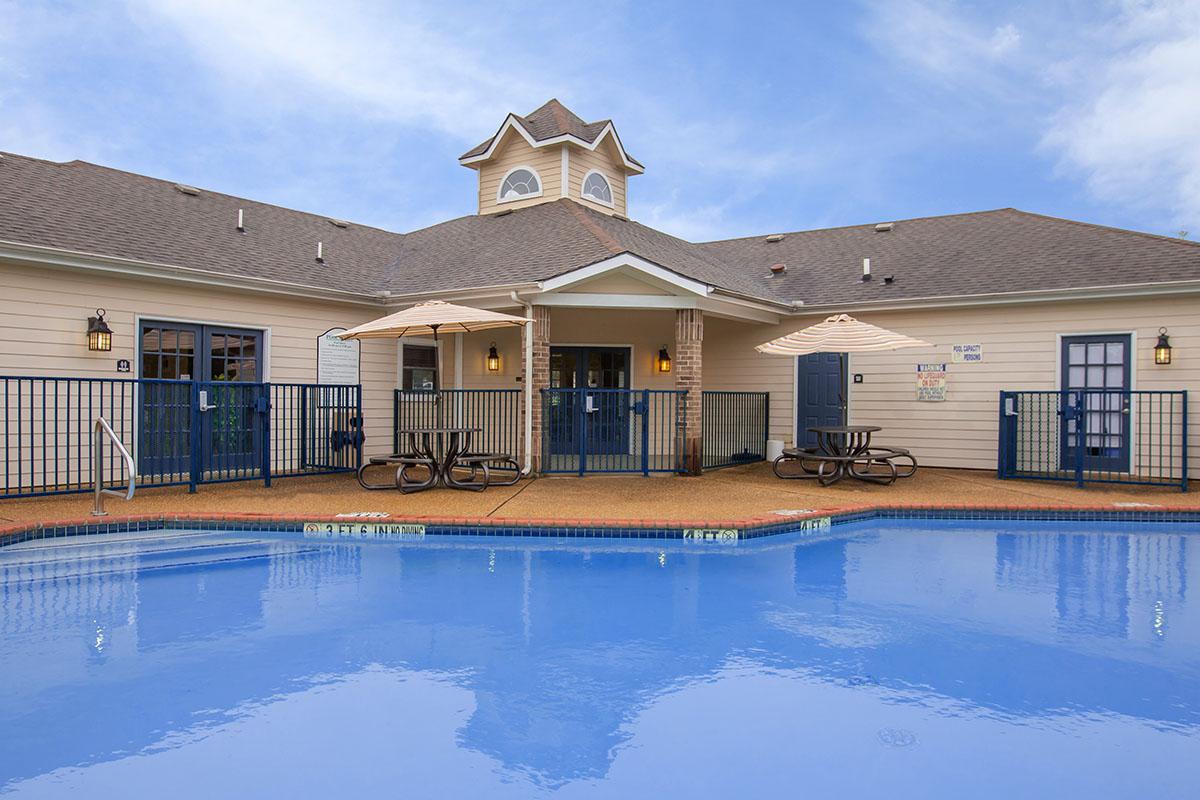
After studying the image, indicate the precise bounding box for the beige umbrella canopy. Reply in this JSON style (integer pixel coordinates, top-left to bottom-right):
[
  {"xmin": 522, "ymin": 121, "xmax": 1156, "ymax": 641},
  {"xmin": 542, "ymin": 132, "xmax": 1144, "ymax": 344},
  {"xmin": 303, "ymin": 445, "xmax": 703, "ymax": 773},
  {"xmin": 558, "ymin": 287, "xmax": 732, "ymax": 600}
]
[
  {"xmin": 756, "ymin": 314, "xmax": 931, "ymax": 356},
  {"xmin": 757, "ymin": 314, "xmax": 933, "ymax": 415},
  {"xmin": 338, "ymin": 300, "xmax": 529, "ymax": 341}
]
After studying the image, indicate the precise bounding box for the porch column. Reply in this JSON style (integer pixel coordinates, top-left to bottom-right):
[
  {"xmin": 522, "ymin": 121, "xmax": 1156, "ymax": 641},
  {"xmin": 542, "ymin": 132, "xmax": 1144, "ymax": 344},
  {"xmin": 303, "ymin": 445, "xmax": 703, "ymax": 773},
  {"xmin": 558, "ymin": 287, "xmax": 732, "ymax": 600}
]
[
  {"xmin": 675, "ymin": 308, "xmax": 703, "ymax": 475},
  {"xmin": 527, "ymin": 305, "xmax": 551, "ymax": 473}
]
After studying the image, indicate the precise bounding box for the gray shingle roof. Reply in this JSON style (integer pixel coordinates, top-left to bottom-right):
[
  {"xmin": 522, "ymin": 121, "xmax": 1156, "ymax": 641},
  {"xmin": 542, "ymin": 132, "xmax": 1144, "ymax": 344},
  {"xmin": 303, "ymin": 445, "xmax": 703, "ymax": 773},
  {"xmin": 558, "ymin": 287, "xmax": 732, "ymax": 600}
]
[
  {"xmin": 381, "ymin": 199, "xmax": 768, "ymax": 298},
  {"xmin": 0, "ymin": 153, "xmax": 400, "ymax": 296},
  {"xmin": 460, "ymin": 99, "xmax": 642, "ymax": 168},
  {"xmin": 2, "ymin": 151, "xmax": 1198, "ymax": 310},
  {"xmin": 698, "ymin": 209, "xmax": 1200, "ymax": 306}
]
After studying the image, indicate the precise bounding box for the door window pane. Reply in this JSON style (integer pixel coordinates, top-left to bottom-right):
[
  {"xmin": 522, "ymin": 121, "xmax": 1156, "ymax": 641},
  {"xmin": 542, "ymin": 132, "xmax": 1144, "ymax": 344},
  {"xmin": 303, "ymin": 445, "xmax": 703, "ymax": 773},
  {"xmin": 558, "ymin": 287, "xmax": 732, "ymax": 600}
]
[
  {"xmin": 1087, "ymin": 343, "xmax": 1105, "ymax": 362},
  {"xmin": 1068, "ymin": 343, "xmax": 1085, "ymax": 363},
  {"xmin": 1105, "ymin": 342, "xmax": 1124, "ymax": 363}
]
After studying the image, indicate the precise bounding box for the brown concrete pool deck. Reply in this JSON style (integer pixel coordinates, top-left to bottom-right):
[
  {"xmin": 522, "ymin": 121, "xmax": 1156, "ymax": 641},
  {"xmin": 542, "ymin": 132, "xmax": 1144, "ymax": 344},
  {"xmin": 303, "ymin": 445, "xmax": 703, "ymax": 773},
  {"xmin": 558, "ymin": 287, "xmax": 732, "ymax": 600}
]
[{"xmin": 1, "ymin": 464, "xmax": 1195, "ymax": 534}]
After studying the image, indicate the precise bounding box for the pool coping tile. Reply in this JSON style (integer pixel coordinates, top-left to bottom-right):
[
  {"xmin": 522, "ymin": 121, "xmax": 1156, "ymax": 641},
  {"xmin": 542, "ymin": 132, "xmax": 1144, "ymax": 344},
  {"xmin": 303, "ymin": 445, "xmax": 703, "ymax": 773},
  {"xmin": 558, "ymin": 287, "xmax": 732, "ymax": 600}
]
[{"xmin": 3, "ymin": 501, "xmax": 1200, "ymax": 549}]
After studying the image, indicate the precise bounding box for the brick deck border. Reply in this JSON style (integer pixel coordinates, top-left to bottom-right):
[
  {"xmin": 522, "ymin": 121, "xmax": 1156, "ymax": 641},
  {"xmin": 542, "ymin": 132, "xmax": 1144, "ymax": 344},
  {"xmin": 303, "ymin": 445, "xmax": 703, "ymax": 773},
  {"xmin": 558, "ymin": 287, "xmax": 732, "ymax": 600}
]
[{"xmin": 4, "ymin": 503, "xmax": 1200, "ymax": 549}]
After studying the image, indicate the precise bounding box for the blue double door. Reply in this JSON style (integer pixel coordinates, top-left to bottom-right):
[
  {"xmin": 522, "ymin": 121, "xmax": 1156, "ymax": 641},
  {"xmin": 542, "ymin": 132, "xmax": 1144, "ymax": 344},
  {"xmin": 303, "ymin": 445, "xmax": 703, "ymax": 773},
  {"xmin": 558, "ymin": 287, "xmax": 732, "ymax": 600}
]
[
  {"xmin": 139, "ymin": 322, "xmax": 265, "ymax": 477},
  {"xmin": 795, "ymin": 353, "xmax": 846, "ymax": 448},
  {"xmin": 547, "ymin": 346, "xmax": 631, "ymax": 457}
]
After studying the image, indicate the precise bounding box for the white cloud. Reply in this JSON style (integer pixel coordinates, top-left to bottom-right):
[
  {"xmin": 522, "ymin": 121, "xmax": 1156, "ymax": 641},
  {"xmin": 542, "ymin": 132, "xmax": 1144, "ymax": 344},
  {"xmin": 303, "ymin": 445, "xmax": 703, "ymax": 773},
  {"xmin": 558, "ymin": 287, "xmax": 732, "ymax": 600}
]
[
  {"xmin": 860, "ymin": 0, "xmax": 1024, "ymax": 95},
  {"xmin": 864, "ymin": 0, "xmax": 1200, "ymax": 229},
  {"xmin": 1042, "ymin": 1, "xmax": 1200, "ymax": 227},
  {"xmin": 125, "ymin": 0, "xmax": 553, "ymax": 141}
]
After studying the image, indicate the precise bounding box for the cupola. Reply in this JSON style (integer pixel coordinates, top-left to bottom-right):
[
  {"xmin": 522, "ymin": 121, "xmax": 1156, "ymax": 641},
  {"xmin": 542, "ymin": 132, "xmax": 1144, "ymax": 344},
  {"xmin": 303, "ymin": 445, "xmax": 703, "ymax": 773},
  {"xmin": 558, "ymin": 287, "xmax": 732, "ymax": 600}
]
[{"xmin": 458, "ymin": 99, "xmax": 642, "ymax": 217}]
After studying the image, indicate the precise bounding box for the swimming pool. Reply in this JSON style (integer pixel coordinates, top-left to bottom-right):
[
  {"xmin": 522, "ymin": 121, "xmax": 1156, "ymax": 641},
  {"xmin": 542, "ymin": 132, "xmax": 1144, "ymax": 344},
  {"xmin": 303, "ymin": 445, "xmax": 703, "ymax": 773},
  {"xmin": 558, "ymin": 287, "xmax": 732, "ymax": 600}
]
[{"xmin": 1, "ymin": 519, "xmax": 1197, "ymax": 798}]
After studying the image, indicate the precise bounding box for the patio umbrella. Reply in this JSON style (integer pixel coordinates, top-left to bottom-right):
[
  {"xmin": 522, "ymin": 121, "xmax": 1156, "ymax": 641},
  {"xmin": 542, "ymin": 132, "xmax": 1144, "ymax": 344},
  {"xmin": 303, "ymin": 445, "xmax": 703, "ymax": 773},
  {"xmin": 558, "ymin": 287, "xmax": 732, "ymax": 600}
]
[
  {"xmin": 339, "ymin": 300, "xmax": 534, "ymax": 469},
  {"xmin": 338, "ymin": 300, "xmax": 529, "ymax": 341},
  {"xmin": 755, "ymin": 313, "xmax": 932, "ymax": 410}
]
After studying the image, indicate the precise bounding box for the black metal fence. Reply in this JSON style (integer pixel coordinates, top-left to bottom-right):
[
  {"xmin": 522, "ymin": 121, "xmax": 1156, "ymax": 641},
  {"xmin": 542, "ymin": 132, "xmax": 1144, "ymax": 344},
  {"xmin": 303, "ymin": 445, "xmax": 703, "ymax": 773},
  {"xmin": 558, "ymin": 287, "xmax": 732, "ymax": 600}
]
[
  {"xmin": 998, "ymin": 389, "xmax": 1188, "ymax": 491},
  {"xmin": 542, "ymin": 388, "xmax": 685, "ymax": 475},
  {"xmin": 1, "ymin": 376, "xmax": 362, "ymax": 498},
  {"xmin": 702, "ymin": 391, "xmax": 769, "ymax": 470},
  {"xmin": 393, "ymin": 389, "xmax": 522, "ymax": 461}
]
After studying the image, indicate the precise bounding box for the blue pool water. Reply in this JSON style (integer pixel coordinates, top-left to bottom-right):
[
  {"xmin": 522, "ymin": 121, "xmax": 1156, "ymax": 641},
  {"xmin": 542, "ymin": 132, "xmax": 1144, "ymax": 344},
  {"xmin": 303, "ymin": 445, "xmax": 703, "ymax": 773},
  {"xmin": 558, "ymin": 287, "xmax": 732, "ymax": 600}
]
[{"xmin": 1, "ymin": 520, "xmax": 1198, "ymax": 798}]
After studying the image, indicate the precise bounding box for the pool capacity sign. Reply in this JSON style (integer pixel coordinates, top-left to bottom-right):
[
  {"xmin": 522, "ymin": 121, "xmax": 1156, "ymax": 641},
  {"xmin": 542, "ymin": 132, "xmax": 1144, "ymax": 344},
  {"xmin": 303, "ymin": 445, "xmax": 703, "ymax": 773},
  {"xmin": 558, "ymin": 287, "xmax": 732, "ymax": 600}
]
[
  {"xmin": 317, "ymin": 327, "xmax": 360, "ymax": 385},
  {"xmin": 916, "ymin": 363, "xmax": 947, "ymax": 402}
]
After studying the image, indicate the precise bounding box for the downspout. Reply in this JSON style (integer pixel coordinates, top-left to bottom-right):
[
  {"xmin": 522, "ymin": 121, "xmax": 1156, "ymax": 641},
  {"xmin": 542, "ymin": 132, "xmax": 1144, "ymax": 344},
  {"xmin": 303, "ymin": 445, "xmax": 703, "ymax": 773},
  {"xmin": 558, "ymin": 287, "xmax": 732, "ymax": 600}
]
[{"xmin": 511, "ymin": 290, "xmax": 535, "ymax": 475}]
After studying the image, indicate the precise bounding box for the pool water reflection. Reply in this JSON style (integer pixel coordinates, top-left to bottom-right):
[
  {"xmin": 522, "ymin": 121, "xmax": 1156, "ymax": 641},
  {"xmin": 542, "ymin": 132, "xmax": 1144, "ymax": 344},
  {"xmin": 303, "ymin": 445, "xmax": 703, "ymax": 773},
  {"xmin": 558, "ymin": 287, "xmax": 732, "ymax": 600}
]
[{"xmin": 1, "ymin": 520, "xmax": 1197, "ymax": 798}]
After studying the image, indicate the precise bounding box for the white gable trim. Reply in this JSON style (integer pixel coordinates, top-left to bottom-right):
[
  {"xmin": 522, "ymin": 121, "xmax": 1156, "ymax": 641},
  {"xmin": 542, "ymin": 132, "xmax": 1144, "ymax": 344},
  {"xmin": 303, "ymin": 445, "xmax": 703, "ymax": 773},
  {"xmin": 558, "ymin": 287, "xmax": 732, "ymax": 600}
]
[
  {"xmin": 539, "ymin": 254, "xmax": 711, "ymax": 297},
  {"xmin": 460, "ymin": 116, "xmax": 644, "ymax": 174}
]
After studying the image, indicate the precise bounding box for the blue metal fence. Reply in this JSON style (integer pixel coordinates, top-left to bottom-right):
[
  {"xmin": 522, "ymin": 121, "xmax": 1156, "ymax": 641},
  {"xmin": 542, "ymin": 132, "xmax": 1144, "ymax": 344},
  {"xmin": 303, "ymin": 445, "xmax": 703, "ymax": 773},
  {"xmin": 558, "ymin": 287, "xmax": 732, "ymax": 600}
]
[
  {"xmin": 1, "ymin": 376, "xmax": 362, "ymax": 498},
  {"xmin": 393, "ymin": 389, "xmax": 522, "ymax": 461},
  {"xmin": 998, "ymin": 389, "xmax": 1188, "ymax": 492},
  {"xmin": 542, "ymin": 388, "xmax": 685, "ymax": 475},
  {"xmin": 702, "ymin": 391, "xmax": 769, "ymax": 470}
]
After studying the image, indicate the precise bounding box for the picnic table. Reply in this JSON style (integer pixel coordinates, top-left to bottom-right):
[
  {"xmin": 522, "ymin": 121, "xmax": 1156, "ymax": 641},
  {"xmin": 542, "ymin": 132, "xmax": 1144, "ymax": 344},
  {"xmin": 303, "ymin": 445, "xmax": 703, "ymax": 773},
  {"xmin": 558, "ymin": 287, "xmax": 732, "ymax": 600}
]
[
  {"xmin": 357, "ymin": 426, "xmax": 519, "ymax": 493},
  {"xmin": 773, "ymin": 425, "xmax": 916, "ymax": 486}
]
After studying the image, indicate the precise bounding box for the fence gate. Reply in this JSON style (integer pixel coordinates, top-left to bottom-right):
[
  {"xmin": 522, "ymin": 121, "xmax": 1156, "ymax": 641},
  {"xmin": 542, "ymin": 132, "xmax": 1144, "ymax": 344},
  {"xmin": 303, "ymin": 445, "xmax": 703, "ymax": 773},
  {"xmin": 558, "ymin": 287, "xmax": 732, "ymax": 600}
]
[
  {"xmin": 1, "ymin": 376, "xmax": 362, "ymax": 498},
  {"xmin": 998, "ymin": 389, "xmax": 1188, "ymax": 491},
  {"xmin": 542, "ymin": 388, "xmax": 685, "ymax": 475}
]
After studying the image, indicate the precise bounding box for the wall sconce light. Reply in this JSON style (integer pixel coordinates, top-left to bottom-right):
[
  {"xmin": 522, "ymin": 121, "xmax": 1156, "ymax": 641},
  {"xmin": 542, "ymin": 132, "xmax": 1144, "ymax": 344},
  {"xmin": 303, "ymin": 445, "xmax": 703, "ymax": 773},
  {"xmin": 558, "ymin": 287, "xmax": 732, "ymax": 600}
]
[
  {"xmin": 657, "ymin": 345, "xmax": 672, "ymax": 373},
  {"xmin": 87, "ymin": 308, "xmax": 113, "ymax": 352},
  {"xmin": 487, "ymin": 342, "xmax": 501, "ymax": 372},
  {"xmin": 1154, "ymin": 327, "xmax": 1172, "ymax": 365}
]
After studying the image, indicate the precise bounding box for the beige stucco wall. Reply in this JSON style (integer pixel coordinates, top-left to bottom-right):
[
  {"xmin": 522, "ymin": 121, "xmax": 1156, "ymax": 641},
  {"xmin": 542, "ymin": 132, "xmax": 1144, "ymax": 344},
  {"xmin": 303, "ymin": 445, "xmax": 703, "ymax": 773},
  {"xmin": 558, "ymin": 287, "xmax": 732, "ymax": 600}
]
[
  {"xmin": 704, "ymin": 295, "xmax": 1200, "ymax": 473},
  {"xmin": 567, "ymin": 140, "xmax": 628, "ymax": 217},
  {"xmin": 4, "ymin": 253, "xmax": 1196, "ymax": 482},
  {"xmin": 0, "ymin": 259, "xmax": 403, "ymax": 466},
  {"xmin": 476, "ymin": 131, "xmax": 563, "ymax": 215}
]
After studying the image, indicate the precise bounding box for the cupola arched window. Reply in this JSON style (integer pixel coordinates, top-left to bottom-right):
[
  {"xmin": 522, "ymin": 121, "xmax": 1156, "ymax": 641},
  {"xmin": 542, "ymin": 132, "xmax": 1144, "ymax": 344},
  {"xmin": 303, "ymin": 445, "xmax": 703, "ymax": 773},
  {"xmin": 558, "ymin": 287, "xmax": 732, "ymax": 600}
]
[
  {"xmin": 498, "ymin": 167, "xmax": 542, "ymax": 202},
  {"xmin": 581, "ymin": 170, "xmax": 613, "ymax": 206}
]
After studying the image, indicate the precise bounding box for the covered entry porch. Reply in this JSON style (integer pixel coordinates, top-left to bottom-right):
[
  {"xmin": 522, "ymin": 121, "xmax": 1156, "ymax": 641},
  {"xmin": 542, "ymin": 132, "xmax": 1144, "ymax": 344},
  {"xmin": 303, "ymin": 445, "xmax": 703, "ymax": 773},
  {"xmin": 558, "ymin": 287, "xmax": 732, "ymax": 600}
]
[{"xmin": 390, "ymin": 254, "xmax": 786, "ymax": 477}]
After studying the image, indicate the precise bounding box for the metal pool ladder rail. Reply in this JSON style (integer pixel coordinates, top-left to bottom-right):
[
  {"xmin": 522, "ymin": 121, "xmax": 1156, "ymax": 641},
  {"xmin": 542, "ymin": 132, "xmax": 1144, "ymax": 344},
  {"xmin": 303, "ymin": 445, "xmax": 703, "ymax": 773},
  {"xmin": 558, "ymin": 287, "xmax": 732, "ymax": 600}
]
[{"xmin": 92, "ymin": 417, "xmax": 135, "ymax": 516}]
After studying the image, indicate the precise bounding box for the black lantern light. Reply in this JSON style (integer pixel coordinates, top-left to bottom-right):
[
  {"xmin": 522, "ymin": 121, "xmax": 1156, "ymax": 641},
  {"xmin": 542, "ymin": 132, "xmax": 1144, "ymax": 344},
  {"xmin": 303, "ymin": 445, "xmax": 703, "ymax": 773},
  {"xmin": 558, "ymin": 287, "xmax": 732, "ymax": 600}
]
[
  {"xmin": 1154, "ymin": 327, "xmax": 1172, "ymax": 365},
  {"xmin": 487, "ymin": 342, "xmax": 501, "ymax": 372},
  {"xmin": 657, "ymin": 345, "xmax": 672, "ymax": 373},
  {"xmin": 87, "ymin": 308, "xmax": 113, "ymax": 352}
]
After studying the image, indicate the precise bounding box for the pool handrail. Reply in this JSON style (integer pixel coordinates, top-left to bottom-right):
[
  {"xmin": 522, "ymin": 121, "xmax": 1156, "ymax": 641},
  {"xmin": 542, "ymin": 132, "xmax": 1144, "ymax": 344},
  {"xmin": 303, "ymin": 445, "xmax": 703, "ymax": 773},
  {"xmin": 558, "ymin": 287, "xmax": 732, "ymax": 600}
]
[{"xmin": 92, "ymin": 416, "xmax": 135, "ymax": 516}]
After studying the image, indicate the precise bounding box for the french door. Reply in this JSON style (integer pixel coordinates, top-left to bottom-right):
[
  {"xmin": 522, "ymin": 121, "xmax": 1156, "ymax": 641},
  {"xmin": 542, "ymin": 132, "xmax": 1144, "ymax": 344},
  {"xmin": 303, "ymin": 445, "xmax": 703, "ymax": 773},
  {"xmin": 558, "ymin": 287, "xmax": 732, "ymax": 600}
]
[
  {"xmin": 547, "ymin": 346, "xmax": 631, "ymax": 456},
  {"xmin": 1061, "ymin": 334, "xmax": 1131, "ymax": 473},
  {"xmin": 139, "ymin": 322, "xmax": 264, "ymax": 476}
]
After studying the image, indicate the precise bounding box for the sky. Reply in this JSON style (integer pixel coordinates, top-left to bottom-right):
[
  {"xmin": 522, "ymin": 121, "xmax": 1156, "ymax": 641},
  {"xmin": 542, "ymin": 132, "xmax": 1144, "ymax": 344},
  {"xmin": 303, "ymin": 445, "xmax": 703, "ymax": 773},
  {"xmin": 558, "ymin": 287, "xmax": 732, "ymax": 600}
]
[{"xmin": 1, "ymin": 0, "xmax": 1198, "ymax": 242}]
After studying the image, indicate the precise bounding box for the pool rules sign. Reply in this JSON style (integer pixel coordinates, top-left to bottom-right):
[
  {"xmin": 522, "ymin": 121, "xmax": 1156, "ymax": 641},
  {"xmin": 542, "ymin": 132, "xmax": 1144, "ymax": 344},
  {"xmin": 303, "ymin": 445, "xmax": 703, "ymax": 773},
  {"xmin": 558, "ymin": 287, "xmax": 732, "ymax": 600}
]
[
  {"xmin": 916, "ymin": 363, "xmax": 947, "ymax": 402},
  {"xmin": 317, "ymin": 327, "xmax": 360, "ymax": 385}
]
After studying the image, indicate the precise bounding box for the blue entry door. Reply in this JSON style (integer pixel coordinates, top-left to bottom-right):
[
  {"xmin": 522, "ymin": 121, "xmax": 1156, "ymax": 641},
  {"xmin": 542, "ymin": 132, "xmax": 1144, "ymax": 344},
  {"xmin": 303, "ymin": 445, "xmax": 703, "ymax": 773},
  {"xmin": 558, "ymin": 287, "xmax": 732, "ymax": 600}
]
[
  {"xmin": 1061, "ymin": 334, "xmax": 1131, "ymax": 473},
  {"xmin": 548, "ymin": 346, "xmax": 631, "ymax": 456},
  {"xmin": 139, "ymin": 322, "xmax": 264, "ymax": 476},
  {"xmin": 795, "ymin": 353, "xmax": 846, "ymax": 448}
]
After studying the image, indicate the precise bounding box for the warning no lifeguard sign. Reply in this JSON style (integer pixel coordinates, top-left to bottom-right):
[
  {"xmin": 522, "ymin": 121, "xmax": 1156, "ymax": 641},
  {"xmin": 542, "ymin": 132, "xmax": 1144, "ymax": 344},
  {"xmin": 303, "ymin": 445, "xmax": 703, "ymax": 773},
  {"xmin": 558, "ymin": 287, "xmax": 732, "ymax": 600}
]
[{"xmin": 916, "ymin": 363, "xmax": 947, "ymax": 402}]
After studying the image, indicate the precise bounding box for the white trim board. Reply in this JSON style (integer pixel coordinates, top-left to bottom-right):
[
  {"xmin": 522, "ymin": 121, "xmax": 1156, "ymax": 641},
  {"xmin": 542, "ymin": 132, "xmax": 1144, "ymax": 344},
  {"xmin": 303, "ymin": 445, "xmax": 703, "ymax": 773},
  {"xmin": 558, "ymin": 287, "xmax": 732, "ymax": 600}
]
[{"xmin": 459, "ymin": 115, "xmax": 644, "ymax": 174}]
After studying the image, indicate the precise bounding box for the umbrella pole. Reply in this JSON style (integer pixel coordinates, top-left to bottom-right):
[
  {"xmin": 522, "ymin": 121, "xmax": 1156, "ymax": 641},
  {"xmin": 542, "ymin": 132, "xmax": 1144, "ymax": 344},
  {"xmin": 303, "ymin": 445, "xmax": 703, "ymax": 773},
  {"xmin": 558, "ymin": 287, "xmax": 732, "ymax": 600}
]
[{"xmin": 432, "ymin": 324, "xmax": 443, "ymax": 426}]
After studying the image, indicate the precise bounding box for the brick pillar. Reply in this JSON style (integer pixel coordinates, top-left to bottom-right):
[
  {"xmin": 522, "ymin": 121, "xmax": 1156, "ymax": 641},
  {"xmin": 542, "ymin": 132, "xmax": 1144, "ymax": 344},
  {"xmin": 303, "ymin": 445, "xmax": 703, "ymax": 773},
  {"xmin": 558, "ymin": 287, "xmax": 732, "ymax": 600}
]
[
  {"xmin": 527, "ymin": 305, "xmax": 551, "ymax": 473},
  {"xmin": 675, "ymin": 308, "xmax": 703, "ymax": 475}
]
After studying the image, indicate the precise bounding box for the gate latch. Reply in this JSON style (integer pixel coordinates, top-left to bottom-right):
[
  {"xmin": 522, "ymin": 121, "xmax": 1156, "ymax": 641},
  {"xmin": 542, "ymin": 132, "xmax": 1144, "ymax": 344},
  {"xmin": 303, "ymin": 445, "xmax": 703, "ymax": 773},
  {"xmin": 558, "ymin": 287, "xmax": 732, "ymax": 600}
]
[
  {"xmin": 198, "ymin": 390, "xmax": 216, "ymax": 412},
  {"xmin": 254, "ymin": 396, "xmax": 271, "ymax": 414},
  {"xmin": 632, "ymin": 400, "xmax": 648, "ymax": 415}
]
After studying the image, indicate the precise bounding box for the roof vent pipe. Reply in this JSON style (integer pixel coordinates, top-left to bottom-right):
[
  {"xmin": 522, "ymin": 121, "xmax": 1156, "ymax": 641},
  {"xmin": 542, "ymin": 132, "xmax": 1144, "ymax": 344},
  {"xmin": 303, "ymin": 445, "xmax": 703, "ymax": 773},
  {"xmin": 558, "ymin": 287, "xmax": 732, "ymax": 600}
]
[
  {"xmin": 236, "ymin": 209, "xmax": 245, "ymax": 233},
  {"xmin": 861, "ymin": 258, "xmax": 871, "ymax": 281},
  {"xmin": 316, "ymin": 242, "xmax": 324, "ymax": 263},
  {"xmin": 769, "ymin": 263, "xmax": 787, "ymax": 275}
]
